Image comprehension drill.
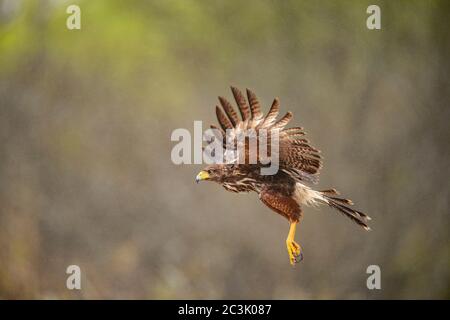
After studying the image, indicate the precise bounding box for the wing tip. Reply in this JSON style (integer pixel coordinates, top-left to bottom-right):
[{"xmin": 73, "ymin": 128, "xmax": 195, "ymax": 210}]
[{"xmin": 230, "ymin": 85, "xmax": 240, "ymax": 94}]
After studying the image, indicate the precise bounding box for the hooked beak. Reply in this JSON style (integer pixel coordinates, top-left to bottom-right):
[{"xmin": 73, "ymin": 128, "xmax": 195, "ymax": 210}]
[{"xmin": 196, "ymin": 171, "xmax": 210, "ymax": 183}]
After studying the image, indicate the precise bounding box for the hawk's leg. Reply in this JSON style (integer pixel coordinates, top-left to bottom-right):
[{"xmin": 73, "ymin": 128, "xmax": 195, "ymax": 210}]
[
  {"xmin": 286, "ymin": 221, "xmax": 303, "ymax": 265},
  {"xmin": 259, "ymin": 189, "xmax": 304, "ymax": 266}
]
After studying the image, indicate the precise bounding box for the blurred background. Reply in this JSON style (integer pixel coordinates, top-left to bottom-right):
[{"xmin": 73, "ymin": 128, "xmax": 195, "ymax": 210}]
[{"xmin": 0, "ymin": 0, "xmax": 449, "ymax": 299}]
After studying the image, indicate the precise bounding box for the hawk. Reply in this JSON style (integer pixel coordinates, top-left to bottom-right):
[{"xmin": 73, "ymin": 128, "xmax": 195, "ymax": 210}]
[{"xmin": 196, "ymin": 87, "xmax": 371, "ymax": 265}]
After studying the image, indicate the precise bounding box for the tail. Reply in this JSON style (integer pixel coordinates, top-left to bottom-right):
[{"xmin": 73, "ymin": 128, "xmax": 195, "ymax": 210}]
[{"xmin": 319, "ymin": 188, "xmax": 371, "ymax": 231}]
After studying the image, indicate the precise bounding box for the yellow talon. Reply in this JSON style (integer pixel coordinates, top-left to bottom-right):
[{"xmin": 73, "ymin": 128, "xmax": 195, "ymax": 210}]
[
  {"xmin": 286, "ymin": 239, "xmax": 303, "ymax": 265},
  {"xmin": 286, "ymin": 222, "xmax": 303, "ymax": 265}
]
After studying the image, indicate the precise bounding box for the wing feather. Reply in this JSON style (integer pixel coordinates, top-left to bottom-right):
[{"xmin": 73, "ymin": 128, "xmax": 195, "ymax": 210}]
[
  {"xmin": 259, "ymin": 98, "xmax": 280, "ymax": 128},
  {"xmin": 273, "ymin": 111, "xmax": 293, "ymax": 130},
  {"xmin": 231, "ymin": 86, "xmax": 250, "ymax": 121},
  {"xmin": 210, "ymin": 87, "xmax": 323, "ymax": 183},
  {"xmin": 246, "ymin": 88, "xmax": 263, "ymax": 120},
  {"xmin": 218, "ymin": 96, "xmax": 239, "ymax": 126},
  {"xmin": 209, "ymin": 124, "xmax": 226, "ymax": 146},
  {"xmin": 215, "ymin": 105, "xmax": 233, "ymax": 130}
]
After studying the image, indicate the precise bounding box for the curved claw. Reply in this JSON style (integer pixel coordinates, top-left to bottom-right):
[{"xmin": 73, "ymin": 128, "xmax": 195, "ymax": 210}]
[
  {"xmin": 298, "ymin": 251, "xmax": 304, "ymax": 262},
  {"xmin": 286, "ymin": 240, "xmax": 303, "ymax": 266}
]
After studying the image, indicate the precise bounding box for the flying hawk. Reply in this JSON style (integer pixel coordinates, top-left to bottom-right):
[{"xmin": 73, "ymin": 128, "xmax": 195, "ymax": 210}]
[{"xmin": 196, "ymin": 87, "xmax": 371, "ymax": 265}]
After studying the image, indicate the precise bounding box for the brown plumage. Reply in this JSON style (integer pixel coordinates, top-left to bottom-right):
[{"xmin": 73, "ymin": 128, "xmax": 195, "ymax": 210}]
[{"xmin": 196, "ymin": 87, "xmax": 371, "ymax": 266}]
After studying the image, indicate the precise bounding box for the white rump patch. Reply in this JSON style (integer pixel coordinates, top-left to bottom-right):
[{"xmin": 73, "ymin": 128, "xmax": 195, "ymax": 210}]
[{"xmin": 293, "ymin": 183, "xmax": 328, "ymax": 207}]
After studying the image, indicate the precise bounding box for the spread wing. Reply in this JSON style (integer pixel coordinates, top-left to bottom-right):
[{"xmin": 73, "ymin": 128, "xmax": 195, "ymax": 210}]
[{"xmin": 210, "ymin": 87, "xmax": 322, "ymax": 184}]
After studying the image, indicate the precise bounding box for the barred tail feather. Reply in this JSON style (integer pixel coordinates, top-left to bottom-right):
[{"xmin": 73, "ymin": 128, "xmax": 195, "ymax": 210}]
[{"xmin": 320, "ymin": 190, "xmax": 371, "ymax": 231}]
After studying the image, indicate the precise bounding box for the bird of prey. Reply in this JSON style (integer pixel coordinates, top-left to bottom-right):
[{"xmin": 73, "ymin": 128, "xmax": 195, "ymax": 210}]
[{"xmin": 196, "ymin": 87, "xmax": 371, "ymax": 265}]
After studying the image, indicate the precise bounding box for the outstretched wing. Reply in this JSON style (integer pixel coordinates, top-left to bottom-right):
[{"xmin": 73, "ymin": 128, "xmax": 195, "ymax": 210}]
[{"xmin": 211, "ymin": 87, "xmax": 322, "ymax": 184}]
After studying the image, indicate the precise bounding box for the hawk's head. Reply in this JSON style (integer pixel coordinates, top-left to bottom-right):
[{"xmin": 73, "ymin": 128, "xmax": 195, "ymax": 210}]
[{"xmin": 196, "ymin": 164, "xmax": 231, "ymax": 183}]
